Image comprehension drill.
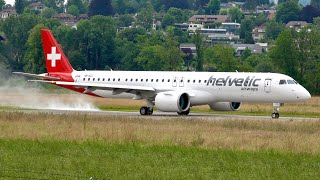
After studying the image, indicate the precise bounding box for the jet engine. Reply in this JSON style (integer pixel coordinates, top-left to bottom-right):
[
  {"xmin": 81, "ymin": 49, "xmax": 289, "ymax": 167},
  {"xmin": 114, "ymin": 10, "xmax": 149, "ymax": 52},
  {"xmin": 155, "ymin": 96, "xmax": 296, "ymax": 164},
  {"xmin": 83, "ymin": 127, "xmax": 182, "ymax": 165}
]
[
  {"xmin": 155, "ymin": 92, "xmax": 190, "ymax": 112},
  {"xmin": 209, "ymin": 102, "xmax": 241, "ymax": 111}
]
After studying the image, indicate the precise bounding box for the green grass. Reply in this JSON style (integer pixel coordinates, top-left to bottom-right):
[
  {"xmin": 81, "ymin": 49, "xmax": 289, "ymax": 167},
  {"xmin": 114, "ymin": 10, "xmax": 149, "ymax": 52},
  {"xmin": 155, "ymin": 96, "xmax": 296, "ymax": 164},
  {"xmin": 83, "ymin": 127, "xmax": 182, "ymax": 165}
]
[{"xmin": 1, "ymin": 139, "xmax": 320, "ymax": 179}]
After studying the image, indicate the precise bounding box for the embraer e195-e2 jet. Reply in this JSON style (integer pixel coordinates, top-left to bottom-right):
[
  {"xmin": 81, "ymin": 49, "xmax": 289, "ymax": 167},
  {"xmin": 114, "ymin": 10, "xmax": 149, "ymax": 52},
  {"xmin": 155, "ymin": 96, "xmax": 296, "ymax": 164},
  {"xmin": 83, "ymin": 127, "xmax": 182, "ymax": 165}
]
[{"xmin": 14, "ymin": 30, "xmax": 311, "ymax": 118}]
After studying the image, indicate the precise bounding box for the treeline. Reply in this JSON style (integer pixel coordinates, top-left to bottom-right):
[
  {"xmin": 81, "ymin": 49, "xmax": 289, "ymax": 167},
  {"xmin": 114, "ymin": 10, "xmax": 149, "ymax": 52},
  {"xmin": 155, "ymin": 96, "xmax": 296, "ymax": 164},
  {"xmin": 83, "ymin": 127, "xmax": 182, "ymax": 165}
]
[{"xmin": 0, "ymin": 0, "xmax": 319, "ymax": 94}]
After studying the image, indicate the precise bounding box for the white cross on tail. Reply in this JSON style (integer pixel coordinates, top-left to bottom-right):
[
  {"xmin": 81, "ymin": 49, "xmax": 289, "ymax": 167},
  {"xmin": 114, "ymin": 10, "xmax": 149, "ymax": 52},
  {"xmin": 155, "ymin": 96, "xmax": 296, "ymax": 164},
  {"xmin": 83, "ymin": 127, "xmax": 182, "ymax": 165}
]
[{"xmin": 47, "ymin": 47, "xmax": 61, "ymax": 67}]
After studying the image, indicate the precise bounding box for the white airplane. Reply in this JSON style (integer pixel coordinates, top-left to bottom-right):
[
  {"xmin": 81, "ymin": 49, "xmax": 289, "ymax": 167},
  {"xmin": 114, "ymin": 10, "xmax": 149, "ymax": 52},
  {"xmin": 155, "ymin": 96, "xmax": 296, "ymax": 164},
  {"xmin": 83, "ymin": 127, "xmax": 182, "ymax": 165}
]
[{"xmin": 14, "ymin": 29, "xmax": 311, "ymax": 118}]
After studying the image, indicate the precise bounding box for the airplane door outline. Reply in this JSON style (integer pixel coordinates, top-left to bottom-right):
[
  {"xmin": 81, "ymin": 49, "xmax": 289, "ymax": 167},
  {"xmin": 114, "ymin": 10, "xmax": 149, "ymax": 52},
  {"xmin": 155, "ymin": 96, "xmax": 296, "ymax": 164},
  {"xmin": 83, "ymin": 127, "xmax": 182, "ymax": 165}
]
[
  {"xmin": 74, "ymin": 75, "xmax": 80, "ymax": 82},
  {"xmin": 264, "ymin": 79, "xmax": 272, "ymax": 93},
  {"xmin": 172, "ymin": 77, "xmax": 177, "ymax": 87},
  {"xmin": 179, "ymin": 77, "xmax": 184, "ymax": 87}
]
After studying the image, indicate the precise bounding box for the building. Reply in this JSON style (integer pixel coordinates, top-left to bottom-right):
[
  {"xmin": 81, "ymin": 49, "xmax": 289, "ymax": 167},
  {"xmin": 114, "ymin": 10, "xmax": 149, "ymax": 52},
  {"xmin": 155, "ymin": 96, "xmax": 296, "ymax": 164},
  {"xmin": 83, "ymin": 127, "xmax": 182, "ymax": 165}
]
[
  {"xmin": 286, "ymin": 21, "xmax": 308, "ymax": 31},
  {"xmin": 53, "ymin": 13, "xmax": 78, "ymax": 27},
  {"xmin": 0, "ymin": 7, "xmax": 17, "ymax": 19},
  {"xmin": 180, "ymin": 43, "xmax": 196, "ymax": 56},
  {"xmin": 28, "ymin": 2, "xmax": 47, "ymax": 12},
  {"xmin": 221, "ymin": 23, "xmax": 240, "ymax": 34},
  {"xmin": 174, "ymin": 23, "xmax": 189, "ymax": 31},
  {"xmin": 188, "ymin": 15, "xmax": 230, "ymax": 24},
  {"xmin": 252, "ymin": 26, "xmax": 266, "ymax": 41},
  {"xmin": 231, "ymin": 44, "xmax": 264, "ymax": 56}
]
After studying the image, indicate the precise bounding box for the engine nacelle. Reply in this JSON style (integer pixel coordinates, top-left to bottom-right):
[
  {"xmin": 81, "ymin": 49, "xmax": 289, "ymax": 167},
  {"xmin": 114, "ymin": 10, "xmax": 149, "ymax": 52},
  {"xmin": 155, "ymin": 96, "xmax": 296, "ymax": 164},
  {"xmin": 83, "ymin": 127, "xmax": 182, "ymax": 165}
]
[
  {"xmin": 155, "ymin": 92, "xmax": 190, "ymax": 112},
  {"xmin": 209, "ymin": 102, "xmax": 241, "ymax": 111}
]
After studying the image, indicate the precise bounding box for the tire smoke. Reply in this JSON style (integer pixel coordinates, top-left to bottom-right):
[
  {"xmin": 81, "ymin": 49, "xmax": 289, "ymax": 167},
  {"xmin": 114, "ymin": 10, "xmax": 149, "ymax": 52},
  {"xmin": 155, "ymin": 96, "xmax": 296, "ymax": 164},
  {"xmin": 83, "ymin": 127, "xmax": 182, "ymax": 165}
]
[{"xmin": 0, "ymin": 76, "xmax": 99, "ymax": 111}]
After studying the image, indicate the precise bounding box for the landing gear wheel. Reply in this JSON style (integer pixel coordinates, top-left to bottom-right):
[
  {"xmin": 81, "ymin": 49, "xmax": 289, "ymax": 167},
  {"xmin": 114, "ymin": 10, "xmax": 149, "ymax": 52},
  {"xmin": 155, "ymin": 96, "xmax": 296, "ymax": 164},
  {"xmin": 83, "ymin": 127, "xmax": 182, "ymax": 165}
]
[
  {"xmin": 140, "ymin": 106, "xmax": 153, "ymax": 115},
  {"xmin": 147, "ymin": 107, "xmax": 153, "ymax": 115},
  {"xmin": 177, "ymin": 109, "xmax": 190, "ymax": 116},
  {"xmin": 140, "ymin": 106, "xmax": 148, "ymax": 115},
  {"xmin": 271, "ymin": 112, "xmax": 279, "ymax": 119}
]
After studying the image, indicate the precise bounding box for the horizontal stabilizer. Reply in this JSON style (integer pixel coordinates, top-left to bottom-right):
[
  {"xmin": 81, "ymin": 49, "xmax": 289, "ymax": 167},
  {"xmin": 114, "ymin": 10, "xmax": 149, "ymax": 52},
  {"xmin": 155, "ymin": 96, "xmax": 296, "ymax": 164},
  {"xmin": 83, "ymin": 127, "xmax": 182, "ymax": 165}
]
[{"xmin": 12, "ymin": 72, "xmax": 60, "ymax": 81}]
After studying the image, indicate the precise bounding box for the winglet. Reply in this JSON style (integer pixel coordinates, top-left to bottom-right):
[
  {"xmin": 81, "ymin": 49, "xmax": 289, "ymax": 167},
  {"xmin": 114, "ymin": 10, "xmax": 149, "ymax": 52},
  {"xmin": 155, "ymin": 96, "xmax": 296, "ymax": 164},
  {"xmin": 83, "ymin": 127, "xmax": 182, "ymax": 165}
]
[{"xmin": 41, "ymin": 29, "xmax": 74, "ymax": 73}]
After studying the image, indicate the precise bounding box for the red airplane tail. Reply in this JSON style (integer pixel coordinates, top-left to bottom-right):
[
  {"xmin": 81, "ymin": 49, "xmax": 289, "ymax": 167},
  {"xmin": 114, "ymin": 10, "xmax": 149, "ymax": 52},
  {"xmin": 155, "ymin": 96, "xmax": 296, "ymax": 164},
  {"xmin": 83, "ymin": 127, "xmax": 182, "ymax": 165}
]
[{"xmin": 41, "ymin": 29, "xmax": 74, "ymax": 74}]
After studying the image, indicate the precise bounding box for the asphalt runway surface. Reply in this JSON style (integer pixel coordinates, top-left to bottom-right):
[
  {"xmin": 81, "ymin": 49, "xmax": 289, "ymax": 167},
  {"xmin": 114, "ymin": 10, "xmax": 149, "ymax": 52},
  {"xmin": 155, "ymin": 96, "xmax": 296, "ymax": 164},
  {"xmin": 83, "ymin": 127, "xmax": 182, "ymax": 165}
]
[{"xmin": 5, "ymin": 108, "xmax": 320, "ymax": 121}]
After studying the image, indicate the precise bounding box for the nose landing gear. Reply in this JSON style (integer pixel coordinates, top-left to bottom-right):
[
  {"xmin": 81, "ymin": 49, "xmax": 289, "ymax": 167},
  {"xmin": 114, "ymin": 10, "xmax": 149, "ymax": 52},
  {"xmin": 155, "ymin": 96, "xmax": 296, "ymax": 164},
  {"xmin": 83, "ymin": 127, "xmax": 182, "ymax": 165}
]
[{"xmin": 271, "ymin": 103, "xmax": 281, "ymax": 119}]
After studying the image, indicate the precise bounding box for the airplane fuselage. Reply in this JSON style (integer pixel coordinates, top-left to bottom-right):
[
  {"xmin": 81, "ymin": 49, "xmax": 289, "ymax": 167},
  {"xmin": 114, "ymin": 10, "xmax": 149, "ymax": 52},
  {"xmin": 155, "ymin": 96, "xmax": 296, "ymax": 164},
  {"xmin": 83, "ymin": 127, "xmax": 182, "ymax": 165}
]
[{"xmin": 70, "ymin": 71, "xmax": 310, "ymax": 106}]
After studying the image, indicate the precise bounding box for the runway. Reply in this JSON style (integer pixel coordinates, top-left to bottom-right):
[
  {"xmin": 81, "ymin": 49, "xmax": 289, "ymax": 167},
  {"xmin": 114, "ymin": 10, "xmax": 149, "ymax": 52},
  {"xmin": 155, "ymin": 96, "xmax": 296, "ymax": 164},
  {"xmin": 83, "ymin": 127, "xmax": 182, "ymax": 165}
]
[{"xmin": 6, "ymin": 108, "xmax": 320, "ymax": 121}]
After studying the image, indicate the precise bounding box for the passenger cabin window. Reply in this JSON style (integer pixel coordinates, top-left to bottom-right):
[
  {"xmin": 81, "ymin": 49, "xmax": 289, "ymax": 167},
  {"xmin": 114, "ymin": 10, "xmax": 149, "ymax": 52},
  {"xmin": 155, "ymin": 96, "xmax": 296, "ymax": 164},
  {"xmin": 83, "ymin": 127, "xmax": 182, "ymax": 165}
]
[
  {"xmin": 103, "ymin": 78, "xmax": 105, "ymax": 81},
  {"xmin": 83, "ymin": 78, "xmax": 85, "ymax": 81},
  {"xmin": 98, "ymin": 78, "xmax": 100, "ymax": 81},
  {"xmin": 279, "ymin": 80, "xmax": 286, "ymax": 85}
]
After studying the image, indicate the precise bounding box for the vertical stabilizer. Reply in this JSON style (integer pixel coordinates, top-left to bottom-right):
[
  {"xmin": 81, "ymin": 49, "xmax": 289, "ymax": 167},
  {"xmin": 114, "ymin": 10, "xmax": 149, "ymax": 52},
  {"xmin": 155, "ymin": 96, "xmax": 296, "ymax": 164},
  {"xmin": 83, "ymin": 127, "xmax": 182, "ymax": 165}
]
[{"xmin": 41, "ymin": 29, "xmax": 74, "ymax": 73}]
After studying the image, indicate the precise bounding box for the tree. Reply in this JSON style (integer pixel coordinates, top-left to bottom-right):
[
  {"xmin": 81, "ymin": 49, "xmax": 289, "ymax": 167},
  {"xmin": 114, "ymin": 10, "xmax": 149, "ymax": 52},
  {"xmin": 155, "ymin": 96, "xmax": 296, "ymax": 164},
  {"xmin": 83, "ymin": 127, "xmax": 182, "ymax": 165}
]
[
  {"xmin": 276, "ymin": 0, "xmax": 302, "ymax": 23},
  {"xmin": 228, "ymin": 7, "xmax": 243, "ymax": 23},
  {"xmin": 44, "ymin": 0, "xmax": 64, "ymax": 13},
  {"xmin": 23, "ymin": 24, "xmax": 47, "ymax": 74},
  {"xmin": 76, "ymin": 16, "xmax": 116, "ymax": 70},
  {"xmin": 311, "ymin": 0, "xmax": 320, "ymax": 8},
  {"xmin": 243, "ymin": 0, "xmax": 257, "ymax": 10},
  {"xmin": 205, "ymin": 0, "xmax": 220, "ymax": 15},
  {"xmin": 67, "ymin": 0, "xmax": 86, "ymax": 14},
  {"xmin": 204, "ymin": 45, "xmax": 238, "ymax": 72},
  {"xmin": 192, "ymin": 30, "xmax": 204, "ymax": 71},
  {"xmin": 265, "ymin": 20, "xmax": 285, "ymax": 40},
  {"xmin": 270, "ymin": 29, "xmax": 299, "ymax": 80},
  {"xmin": 117, "ymin": 14, "xmax": 135, "ymax": 27},
  {"xmin": 166, "ymin": 8, "xmax": 190, "ymax": 23},
  {"xmin": 161, "ymin": 14, "xmax": 175, "ymax": 29},
  {"xmin": 136, "ymin": 3, "xmax": 153, "ymax": 30},
  {"xmin": 292, "ymin": 27, "xmax": 320, "ymax": 82},
  {"xmin": 135, "ymin": 45, "xmax": 167, "ymax": 70},
  {"xmin": 163, "ymin": 28, "xmax": 185, "ymax": 70},
  {"xmin": 41, "ymin": 7, "xmax": 57, "ymax": 18},
  {"xmin": 0, "ymin": 0, "xmax": 5, "ymax": 10},
  {"xmin": 15, "ymin": 0, "xmax": 25, "ymax": 14},
  {"xmin": 195, "ymin": 0, "xmax": 210, "ymax": 9},
  {"xmin": 88, "ymin": 0, "xmax": 113, "ymax": 17},
  {"xmin": 240, "ymin": 18, "xmax": 254, "ymax": 40},
  {"xmin": 313, "ymin": 16, "xmax": 320, "ymax": 26},
  {"xmin": 67, "ymin": 5, "xmax": 80, "ymax": 16},
  {"xmin": 254, "ymin": 13, "xmax": 267, "ymax": 27},
  {"xmin": 299, "ymin": 5, "xmax": 320, "ymax": 23},
  {"xmin": 162, "ymin": 0, "xmax": 190, "ymax": 10},
  {"xmin": 0, "ymin": 14, "xmax": 43, "ymax": 71}
]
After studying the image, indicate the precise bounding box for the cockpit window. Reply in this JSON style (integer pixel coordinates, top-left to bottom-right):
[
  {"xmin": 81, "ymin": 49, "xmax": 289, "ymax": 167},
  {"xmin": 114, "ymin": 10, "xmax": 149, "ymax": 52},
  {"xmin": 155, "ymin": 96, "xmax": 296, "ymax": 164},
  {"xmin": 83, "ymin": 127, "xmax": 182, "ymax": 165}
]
[
  {"xmin": 287, "ymin": 80, "xmax": 295, "ymax": 84},
  {"xmin": 279, "ymin": 80, "xmax": 286, "ymax": 85}
]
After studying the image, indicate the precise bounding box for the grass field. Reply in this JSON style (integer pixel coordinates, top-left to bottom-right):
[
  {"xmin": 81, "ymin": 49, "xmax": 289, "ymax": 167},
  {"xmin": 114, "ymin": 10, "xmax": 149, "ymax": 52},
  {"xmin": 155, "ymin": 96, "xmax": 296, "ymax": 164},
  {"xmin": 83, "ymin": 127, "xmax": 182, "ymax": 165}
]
[
  {"xmin": 0, "ymin": 93, "xmax": 320, "ymax": 178},
  {"xmin": 1, "ymin": 111, "xmax": 320, "ymax": 178}
]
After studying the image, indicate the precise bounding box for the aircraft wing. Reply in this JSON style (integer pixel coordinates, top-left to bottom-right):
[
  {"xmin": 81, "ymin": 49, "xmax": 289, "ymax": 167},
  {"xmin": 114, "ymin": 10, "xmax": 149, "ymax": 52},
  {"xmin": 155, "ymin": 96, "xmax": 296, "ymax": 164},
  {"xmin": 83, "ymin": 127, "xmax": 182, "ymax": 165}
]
[
  {"xmin": 12, "ymin": 72, "xmax": 60, "ymax": 81},
  {"xmin": 28, "ymin": 80, "xmax": 155, "ymax": 93}
]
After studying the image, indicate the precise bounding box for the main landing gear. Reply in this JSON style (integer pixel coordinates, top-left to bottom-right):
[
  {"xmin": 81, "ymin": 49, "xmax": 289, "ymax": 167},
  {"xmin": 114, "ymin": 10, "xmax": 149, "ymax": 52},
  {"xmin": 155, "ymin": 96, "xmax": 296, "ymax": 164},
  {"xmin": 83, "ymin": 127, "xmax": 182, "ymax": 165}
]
[
  {"xmin": 140, "ymin": 106, "xmax": 153, "ymax": 115},
  {"xmin": 177, "ymin": 108, "xmax": 190, "ymax": 116},
  {"xmin": 271, "ymin": 103, "xmax": 281, "ymax": 119}
]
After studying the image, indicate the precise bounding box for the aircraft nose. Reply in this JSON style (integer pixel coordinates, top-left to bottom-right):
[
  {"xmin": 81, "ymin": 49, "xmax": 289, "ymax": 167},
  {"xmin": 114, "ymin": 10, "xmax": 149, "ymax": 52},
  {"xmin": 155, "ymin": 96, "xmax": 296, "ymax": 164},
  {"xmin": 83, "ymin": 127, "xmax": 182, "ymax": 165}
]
[{"xmin": 299, "ymin": 87, "xmax": 311, "ymax": 100}]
